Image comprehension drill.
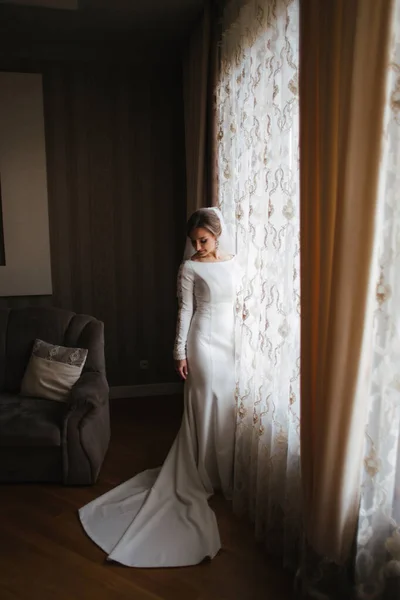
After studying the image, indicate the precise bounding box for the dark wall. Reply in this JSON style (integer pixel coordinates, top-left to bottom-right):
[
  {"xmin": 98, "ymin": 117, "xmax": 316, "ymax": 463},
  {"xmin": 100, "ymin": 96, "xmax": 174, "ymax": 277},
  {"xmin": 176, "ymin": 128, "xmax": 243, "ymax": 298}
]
[{"xmin": 0, "ymin": 60, "xmax": 187, "ymax": 386}]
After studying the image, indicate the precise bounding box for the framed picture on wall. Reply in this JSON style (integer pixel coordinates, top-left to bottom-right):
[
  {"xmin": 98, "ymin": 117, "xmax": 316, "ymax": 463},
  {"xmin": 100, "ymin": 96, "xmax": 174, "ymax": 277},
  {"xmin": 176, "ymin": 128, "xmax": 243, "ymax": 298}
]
[{"xmin": 0, "ymin": 71, "xmax": 53, "ymax": 297}]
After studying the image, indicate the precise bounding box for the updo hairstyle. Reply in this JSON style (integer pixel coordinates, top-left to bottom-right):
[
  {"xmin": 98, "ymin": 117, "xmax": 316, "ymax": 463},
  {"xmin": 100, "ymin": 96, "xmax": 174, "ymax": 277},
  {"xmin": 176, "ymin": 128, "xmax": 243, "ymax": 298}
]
[{"xmin": 186, "ymin": 209, "xmax": 222, "ymax": 239}]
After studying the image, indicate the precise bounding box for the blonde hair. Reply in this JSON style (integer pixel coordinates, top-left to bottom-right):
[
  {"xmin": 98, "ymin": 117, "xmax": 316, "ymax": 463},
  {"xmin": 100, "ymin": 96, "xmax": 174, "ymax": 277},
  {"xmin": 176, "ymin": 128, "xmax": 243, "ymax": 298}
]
[{"xmin": 186, "ymin": 209, "xmax": 222, "ymax": 239}]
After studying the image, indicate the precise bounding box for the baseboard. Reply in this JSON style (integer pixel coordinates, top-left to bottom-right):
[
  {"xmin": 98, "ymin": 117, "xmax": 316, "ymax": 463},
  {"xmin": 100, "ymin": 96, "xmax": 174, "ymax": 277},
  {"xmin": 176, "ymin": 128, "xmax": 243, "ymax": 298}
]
[{"xmin": 109, "ymin": 383, "xmax": 184, "ymax": 399}]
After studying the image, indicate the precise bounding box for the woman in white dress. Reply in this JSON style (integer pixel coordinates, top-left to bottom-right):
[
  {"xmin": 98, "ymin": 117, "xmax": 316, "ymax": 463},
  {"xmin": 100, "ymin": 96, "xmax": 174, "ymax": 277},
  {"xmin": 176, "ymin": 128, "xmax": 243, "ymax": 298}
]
[{"xmin": 79, "ymin": 207, "xmax": 239, "ymax": 568}]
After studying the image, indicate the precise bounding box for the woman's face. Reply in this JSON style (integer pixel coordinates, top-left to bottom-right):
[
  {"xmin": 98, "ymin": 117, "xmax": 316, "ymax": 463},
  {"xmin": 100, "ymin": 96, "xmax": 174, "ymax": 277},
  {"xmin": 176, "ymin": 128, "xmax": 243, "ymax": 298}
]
[{"xmin": 190, "ymin": 227, "xmax": 217, "ymax": 258}]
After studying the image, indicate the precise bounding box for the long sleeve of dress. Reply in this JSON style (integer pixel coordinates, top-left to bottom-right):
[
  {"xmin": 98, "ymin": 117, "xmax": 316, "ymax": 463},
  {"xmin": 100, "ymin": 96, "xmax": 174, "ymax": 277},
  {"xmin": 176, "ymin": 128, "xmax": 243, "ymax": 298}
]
[{"xmin": 173, "ymin": 261, "xmax": 194, "ymax": 361}]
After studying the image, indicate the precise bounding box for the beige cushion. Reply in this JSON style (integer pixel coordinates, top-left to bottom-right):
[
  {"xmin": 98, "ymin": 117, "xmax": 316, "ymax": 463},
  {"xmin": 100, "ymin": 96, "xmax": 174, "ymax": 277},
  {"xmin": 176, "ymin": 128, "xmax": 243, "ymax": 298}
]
[{"xmin": 20, "ymin": 339, "xmax": 88, "ymax": 402}]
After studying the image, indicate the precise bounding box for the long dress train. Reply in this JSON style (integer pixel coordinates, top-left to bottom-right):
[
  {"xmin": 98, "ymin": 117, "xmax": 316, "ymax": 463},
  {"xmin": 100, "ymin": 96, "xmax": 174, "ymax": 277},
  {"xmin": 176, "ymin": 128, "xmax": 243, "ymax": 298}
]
[{"xmin": 79, "ymin": 257, "xmax": 238, "ymax": 567}]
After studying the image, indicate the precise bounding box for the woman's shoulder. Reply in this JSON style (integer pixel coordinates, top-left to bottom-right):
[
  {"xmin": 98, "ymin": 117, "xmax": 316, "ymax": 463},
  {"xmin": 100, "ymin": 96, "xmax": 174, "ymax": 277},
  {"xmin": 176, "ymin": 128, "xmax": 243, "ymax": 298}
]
[
  {"xmin": 181, "ymin": 259, "xmax": 194, "ymax": 268},
  {"xmin": 178, "ymin": 260, "xmax": 195, "ymax": 277}
]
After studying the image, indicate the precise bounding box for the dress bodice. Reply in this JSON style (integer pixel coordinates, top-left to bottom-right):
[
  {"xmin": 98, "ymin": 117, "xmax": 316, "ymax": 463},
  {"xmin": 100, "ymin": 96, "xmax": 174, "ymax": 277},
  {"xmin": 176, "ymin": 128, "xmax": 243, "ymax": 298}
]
[{"xmin": 173, "ymin": 257, "xmax": 239, "ymax": 361}]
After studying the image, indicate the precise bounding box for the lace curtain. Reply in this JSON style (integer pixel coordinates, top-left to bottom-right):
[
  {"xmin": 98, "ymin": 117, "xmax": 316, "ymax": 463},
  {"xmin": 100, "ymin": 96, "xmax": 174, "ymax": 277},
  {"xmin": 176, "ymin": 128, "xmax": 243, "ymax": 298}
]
[
  {"xmin": 356, "ymin": 1, "xmax": 400, "ymax": 597},
  {"xmin": 217, "ymin": 0, "xmax": 301, "ymax": 567}
]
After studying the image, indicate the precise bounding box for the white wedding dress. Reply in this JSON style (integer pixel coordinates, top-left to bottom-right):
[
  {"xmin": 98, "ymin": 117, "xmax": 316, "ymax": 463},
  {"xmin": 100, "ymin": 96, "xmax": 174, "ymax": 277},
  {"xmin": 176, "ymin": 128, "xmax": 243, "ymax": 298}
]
[{"xmin": 79, "ymin": 256, "xmax": 239, "ymax": 568}]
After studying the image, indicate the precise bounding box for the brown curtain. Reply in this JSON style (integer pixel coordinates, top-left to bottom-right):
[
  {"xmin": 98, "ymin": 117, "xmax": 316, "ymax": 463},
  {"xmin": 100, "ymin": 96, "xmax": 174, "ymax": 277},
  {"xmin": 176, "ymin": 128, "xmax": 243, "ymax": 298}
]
[
  {"xmin": 183, "ymin": 1, "xmax": 220, "ymax": 216},
  {"xmin": 300, "ymin": 0, "xmax": 394, "ymax": 564}
]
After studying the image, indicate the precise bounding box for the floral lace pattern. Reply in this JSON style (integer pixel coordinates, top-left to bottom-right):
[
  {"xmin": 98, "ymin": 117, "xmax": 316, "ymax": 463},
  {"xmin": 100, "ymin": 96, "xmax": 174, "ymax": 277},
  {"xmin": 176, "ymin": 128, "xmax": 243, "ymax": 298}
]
[
  {"xmin": 33, "ymin": 338, "xmax": 87, "ymax": 367},
  {"xmin": 356, "ymin": 2, "xmax": 400, "ymax": 598},
  {"xmin": 173, "ymin": 262, "xmax": 194, "ymax": 361},
  {"xmin": 217, "ymin": 0, "xmax": 301, "ymax": 567}
]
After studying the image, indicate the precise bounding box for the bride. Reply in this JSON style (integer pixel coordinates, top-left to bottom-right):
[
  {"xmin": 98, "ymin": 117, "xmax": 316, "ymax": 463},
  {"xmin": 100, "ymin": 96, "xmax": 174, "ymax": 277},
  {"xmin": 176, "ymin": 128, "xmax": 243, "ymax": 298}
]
[{"xmin": 79, "ymin": 207, "xmax": 240, "ymax": 568}]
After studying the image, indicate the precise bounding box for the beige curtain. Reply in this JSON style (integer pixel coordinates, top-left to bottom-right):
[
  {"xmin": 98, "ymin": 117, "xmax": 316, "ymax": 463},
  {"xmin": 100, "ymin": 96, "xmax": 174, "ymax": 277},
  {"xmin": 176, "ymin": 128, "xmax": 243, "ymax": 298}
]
[
  {"xmin": 300, "ymin": 0, "xmax": 394, "ymax": 564},
  {"xmin": 183, "ymin": 2, "xmax": 219, "ymax": 216}
]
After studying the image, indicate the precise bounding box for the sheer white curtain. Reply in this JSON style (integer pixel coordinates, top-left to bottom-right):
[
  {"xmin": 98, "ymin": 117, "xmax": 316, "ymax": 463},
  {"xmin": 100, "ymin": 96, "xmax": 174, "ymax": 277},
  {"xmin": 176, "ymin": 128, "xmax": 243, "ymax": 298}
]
[
  {"xmin": 217, "ymin": 0, "xmax": 301, "ymax": 566},
  {"xmin": 356, "ymin": 1, "xmax": 400, "ymax": 598}
]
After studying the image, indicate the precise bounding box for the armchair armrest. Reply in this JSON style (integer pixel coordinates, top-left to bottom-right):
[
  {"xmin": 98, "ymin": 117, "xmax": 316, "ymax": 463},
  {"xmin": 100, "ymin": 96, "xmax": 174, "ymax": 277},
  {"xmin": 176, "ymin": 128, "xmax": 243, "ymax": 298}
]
[{"xmin": 67, "ymin": 371, "xmax": 109, "ymax": 411}]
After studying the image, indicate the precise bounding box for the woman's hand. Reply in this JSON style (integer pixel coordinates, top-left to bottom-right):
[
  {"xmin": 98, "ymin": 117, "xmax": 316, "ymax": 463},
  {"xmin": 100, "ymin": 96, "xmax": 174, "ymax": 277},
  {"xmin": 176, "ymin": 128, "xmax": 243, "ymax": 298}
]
[{"xmin": 175, "ymin": 359, "xmax": 188, "ymax": 380}]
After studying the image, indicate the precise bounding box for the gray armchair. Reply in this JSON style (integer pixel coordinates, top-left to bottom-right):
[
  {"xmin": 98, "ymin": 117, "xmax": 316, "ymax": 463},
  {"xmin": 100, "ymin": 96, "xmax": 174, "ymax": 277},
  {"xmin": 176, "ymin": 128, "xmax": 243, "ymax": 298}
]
[{"xmin": 0, "ymin": 306, "xmax": 110, "ymax": 484}]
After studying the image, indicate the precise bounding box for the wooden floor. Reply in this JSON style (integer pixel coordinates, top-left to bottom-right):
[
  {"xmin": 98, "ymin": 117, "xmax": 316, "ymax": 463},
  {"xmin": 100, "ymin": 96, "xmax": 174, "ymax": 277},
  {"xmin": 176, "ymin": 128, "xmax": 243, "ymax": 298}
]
[{"xmin": 0, "ymin": 396, "xmax": 293, "ymax": 600}]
